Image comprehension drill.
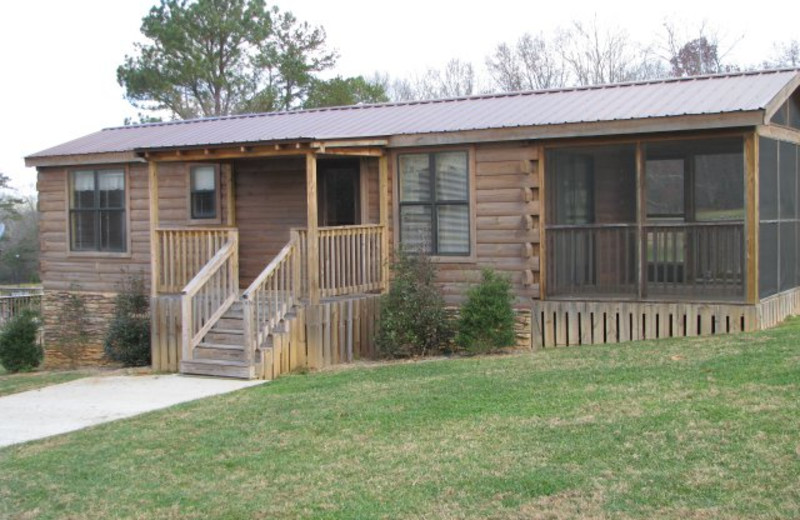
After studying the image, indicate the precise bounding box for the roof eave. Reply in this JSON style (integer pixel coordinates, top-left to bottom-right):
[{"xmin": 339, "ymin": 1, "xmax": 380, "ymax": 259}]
[
  {"xmin": 388, "ymin": 111, "xmax": 766, "ymax": 148},
  {"xmin": 25, "ymin": 151, "xmax": 145, "ymax": 168}
]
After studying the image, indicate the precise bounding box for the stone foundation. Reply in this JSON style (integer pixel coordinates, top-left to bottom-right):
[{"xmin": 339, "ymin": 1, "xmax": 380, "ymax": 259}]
[
  {"xmin": 513, "ymin": 308, "xmax": 532, "ymax": 349},
  {"xmin": 42, "ymin": 290, "xmax": 118, "ymax": 369}
]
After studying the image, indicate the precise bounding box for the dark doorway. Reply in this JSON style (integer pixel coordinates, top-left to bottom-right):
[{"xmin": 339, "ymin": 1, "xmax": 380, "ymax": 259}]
[{"xmin": 318, "ymin": 159, "xmax": 360, "ymax": 226}]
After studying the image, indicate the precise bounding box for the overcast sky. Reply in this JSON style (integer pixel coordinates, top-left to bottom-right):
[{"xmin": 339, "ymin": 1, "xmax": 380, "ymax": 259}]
[{"xmin": 1, "ymin": 0, "xmax": 797, "ymax": 195}]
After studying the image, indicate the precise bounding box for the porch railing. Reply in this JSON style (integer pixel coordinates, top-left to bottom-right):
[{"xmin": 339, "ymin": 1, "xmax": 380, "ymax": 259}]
[
  {"xmin": 295, "ymin": 224, "xmax": 386, "ymax": 298},
  {"xmin": 242, "ymin": 236, "xmax": 301, "ymax": 357},
  {"xmin": 547, "ymin": 224, "xmax": 638, "ymax": 296},
  {"xmin": 547, "ymin": 221, "xmax": 745, "ymax": 300},
  {"xmin": 156, "ymin": 227, "xmax": 237, "ymax": 293},
  {"xmin": 645, "ymin": 222, "xmax": 744, "ymax": 299},
  {"xmin": 181, "ymin": 233, "xmax": 239, "ymax": 360},
  {"xmin": 0, "ymin": 292, "xmax": 43, "ymax": 325}
]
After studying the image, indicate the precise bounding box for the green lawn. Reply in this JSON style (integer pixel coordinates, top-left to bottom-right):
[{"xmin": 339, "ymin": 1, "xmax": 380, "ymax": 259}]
[
  {"xmin": 0, "ymin": 367, "xmax": 92, "ymax": 397},
  {"xmin": 2, "ymin": 321, "xmax": 800, "ymax": 519}
]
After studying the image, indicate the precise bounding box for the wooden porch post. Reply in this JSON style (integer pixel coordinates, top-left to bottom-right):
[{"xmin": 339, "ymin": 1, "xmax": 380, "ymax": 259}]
[
  {"xmin": 306, "ymin": 152, "xmax": 320, "ymax": 305},
  {"xmin": 635, "ymin": 142, "xmax": 647, "ymax": 300},
  {"xmin": 148, "ymin": 161, "xmax": 160, "ymax": 297},
  {"xmin": 745, "ymin": 132, "xmax": 759, "ymax": 305},
  {"xmin": 378, "ymin": 153, "xmax": 390, "ymax": 290},
  {"xmin": 148, "ymin": 161, "xmax": 160, "ymax": 370}
]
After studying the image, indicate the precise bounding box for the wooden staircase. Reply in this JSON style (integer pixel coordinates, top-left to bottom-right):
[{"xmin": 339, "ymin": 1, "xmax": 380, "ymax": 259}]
[
  {"xmin": 181, "ymin": 300, "xmax": 299, "ymax": 379},
  {"xmin": 168, "ymin": 225, "xmax": 386, "ymax": 380}
]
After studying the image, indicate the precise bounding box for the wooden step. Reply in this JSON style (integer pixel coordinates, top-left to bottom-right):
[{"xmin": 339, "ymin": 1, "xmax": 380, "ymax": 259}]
[
  {"xmin": 204, "ymin": 329, "xmax": 244, "ymax": 345},
  {"xmin": 216, "ymin": 317, "xmax": 244, "ymax": 329},
  {"xmin": 194, "ymin": 342, "xmax": 247, "ymax": 362},
  {"xmin": 180, "ymin": 359, "xmax": 255, "ymax": 379}
]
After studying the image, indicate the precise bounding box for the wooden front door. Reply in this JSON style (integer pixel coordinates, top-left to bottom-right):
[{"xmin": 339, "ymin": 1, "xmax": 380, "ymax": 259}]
[{"xmin": 318, "ymin": 160, "xmax": 360, "ymax": 226}]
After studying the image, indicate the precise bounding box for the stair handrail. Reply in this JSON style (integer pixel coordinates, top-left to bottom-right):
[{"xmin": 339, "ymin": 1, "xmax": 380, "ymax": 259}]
[
  {"xmin": 181, "ymin": 232, "xmax": 239, "ymax": 363},
  {"xmin": 241, "ymin": 235, "xmax": 301, "ymax": 359}
]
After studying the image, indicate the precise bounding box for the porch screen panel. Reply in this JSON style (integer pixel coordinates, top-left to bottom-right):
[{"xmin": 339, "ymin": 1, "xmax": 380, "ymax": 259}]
[
  {"xmin": 760, "ymin": 137, "xmax": 800, "ymax": 298},
  {"xmin": 643, "ymin": 138, "xmax": 745, "ymax": 300},
  {"xmin": 546, "ymin": 145, "xmax": 636, "ymax": 297},
  {"xmin": 694, "ymin": 150, "xmax": 744, "ymax": 221}
]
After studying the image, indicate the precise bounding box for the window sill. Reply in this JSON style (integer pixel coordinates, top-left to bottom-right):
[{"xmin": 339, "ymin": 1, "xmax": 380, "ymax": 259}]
[
  {"xmin": 66, "ymin": 250, "xmax": 132, "ymax": 259},
  {"xmin": 429, "ymin": 254, "xmax": 477, "ymax": 264},
  {"xmin": 187, "ymin": 217, "xmax": 222, "ymax": 226}
]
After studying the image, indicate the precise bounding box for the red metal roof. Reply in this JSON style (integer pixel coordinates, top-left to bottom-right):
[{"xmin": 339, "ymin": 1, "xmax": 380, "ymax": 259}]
[{"xmin": 27, "ymin": 69, "xmax": 800, "ymax": 159}]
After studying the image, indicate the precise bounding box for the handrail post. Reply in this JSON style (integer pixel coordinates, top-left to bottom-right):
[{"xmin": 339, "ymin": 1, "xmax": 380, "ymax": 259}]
[
  {"xmin": 290, "ymin": 230, "xmax": 301, "ymax": 304},
  {"xmin": 231, "ymin": 230, "xmax": 240, "ymax": 294},
  {"xmin": 181, "ymin": 293, "xmax": 192, "ymax": 362},
  {"xmin": 242, "ymin": 297, "xmax": 255, "ymax": 365}
]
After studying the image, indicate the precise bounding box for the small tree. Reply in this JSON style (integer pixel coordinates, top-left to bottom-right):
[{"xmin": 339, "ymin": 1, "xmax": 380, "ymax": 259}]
[
  {"xmin": 57, "ymin": 290, "xmax": 90, "ymax": 368},
  {"xmin": 376, "ymin": 249, "xmax": 452, "ymax": 358},
  {"xmin": 0, "ymin": 309, "xmax": 43, "ymax": 372},
  {"xmin": 455, "ymin": 269, "xmax": 516, "ymax": 354},
  {"xmin": 104, "ymin": 276, "xmax": 151, "ymax": 367}
]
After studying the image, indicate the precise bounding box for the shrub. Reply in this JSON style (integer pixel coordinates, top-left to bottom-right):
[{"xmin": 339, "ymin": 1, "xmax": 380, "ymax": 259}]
[
  {"xmin": 57, "ymin": 290, "xmax": 90, "ymax": 368},
  {"xmin": 455, "ymin": 268, "xmax": 516, "ymax": 354},
  {"xmin": 104, "ymin": 276, "xmax": 151, "ymax": 366},
  {"xmin": 376, "ymin": 249, "xmax": 452, "ymax": 357},
  {"xmin": 0, "ymin": 309, "xmax": 43, "ymax": 372}
]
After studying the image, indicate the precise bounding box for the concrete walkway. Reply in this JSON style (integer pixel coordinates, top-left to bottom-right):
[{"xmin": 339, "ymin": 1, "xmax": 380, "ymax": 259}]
[{"xmin": 0, "ymin": 374, "xmax": 264, "ymax": 448}]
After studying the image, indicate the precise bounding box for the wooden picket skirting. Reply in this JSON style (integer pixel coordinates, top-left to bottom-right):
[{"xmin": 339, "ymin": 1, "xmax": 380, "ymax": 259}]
[
  {"xmin": 532, "ymin": 288, "xmax": 800, "ymax": 348},
  {"xmin": 151, "ymin": 295, "xmax": 182, "ymax": 372},
  {"xmin": 260, "ymin": 294, "xmax": 381, "ymax": 379},
  {"xmin": 305, "ymin": 294, "xmax": 381, "ymax": 367}
]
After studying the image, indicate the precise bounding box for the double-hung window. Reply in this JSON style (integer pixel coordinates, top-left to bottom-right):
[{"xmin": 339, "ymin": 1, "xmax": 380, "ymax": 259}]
[
  {"xmin": 189, "ymin": 165, "xmax": 219, "ymax": 220},
  {"xmin": 70, "ymin": 169, "xmax": 126, "ymax": 252},
  {"xmin": 398, "ymin": 151, "xmax": 470, "ymax": 255}
]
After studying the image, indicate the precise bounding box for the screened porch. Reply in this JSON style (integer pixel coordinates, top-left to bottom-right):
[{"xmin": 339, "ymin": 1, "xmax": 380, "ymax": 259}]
[{"xmin": 545, "ymin": 136, "xmax": 747, "ymax": 302}]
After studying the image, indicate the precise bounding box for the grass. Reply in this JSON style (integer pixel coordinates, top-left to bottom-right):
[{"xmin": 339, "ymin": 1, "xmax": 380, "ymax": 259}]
[
  {"xmin": 0, "ymin": 367, "xmax": 92, "ymax": 397},
  {"xmin": 2, "ymin": 321, "xmax": 800, "ymax": 519}
]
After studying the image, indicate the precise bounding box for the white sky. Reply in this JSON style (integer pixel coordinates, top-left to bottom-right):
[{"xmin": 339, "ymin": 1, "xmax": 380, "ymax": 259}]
[{"xmin": 0, "ymin": 0, "xmax": 797, "ymax": 195}]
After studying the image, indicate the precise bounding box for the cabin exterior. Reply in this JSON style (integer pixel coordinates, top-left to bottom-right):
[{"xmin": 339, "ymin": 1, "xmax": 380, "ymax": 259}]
[{"xmin": 26, "ymin": 69, "xmax": 800, "ymax": 377}]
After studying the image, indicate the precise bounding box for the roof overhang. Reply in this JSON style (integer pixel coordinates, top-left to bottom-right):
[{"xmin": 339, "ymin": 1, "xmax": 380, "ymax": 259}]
[
  {"xmin": 136, "ymin": 138, "xmax": 389, "ymax": 162},
  {"xmin": 25, "ymin": 151, "xmax": 145, "ymax": 168},
  {"xmin": 388, "ymin": 110, "xmax": 765, "ymax": 147}
]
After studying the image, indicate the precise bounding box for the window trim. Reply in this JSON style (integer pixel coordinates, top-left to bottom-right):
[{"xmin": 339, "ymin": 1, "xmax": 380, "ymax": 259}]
[
  {"xmin": 186, "ymin": 163, "xmax": 222, "ymax": 225},
  {"xmin": 393, "ymin": 146, "xmax": 477, "ymax": 262},
  {"xmin": 64, "ymin": 165, "xmax": 132, "ymax": 258}
]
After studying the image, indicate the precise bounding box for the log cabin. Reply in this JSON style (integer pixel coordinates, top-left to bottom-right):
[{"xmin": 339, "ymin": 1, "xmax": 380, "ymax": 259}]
[{"xmin": 25, "ymin": 68, "xmax": 800, "ymax": 378}]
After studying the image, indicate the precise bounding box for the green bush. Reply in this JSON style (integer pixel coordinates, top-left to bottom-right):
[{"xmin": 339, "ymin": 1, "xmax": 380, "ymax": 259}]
[
  {"xmin": 0, "ymin": 310, "xmax": 43, "ymax": 372},
  {"xmin": 455, "ymin": 268, "xmax": 516, "ymax": 354},
  {"xmin": 376, "ymin": 249, "xmax": 452, "ymax": 358},
  {"xmin": 104, "ymin": 277, "xmax": 151, "ymax": 366}
]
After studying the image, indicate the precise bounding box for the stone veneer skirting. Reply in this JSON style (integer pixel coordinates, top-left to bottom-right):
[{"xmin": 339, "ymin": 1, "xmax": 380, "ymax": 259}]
[{"xmin": 42, "ymin": 290, "xmax": 118, "ymax": 369}]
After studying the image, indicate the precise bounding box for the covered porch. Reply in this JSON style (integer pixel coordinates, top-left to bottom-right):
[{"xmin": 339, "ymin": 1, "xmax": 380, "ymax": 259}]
[{"xmin": 145, "ymin": 141, "xmax": 390, "ymax": 378}]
